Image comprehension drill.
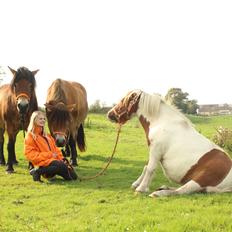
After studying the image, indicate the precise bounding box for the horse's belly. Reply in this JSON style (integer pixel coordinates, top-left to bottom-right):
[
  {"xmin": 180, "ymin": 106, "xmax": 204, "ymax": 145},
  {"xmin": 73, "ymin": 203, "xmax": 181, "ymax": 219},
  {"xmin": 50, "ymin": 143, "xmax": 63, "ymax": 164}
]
[
  {"xmin": 161, "ymin": 162, "xmax": 186, "ymax": 183},
  {"xmin": 161, "ymin": 152, "xmax": 208, "ymax": 183}
]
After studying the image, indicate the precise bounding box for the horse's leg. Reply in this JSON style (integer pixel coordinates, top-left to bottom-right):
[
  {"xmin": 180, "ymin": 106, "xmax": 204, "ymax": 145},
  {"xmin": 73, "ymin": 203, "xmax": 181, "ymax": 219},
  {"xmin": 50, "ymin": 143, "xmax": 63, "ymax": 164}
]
[
  {"xmin": 6, "ymin": 132, "xmax": 17, "ymax": 173},
  {"xmin": 149, "ymin": 180, "xmax": 203, "ymax": 197},
  {"xmin": 131, "ymin": 165, "xmax": 147, "ymax": 189},
  {"xmin": 69, "ymin": 136, "xmax": 78, "ymax": 166},
  {"xmin": 65, "ymin": 144, "xmax": 70, "ymax": 157},
  {"xmin": 0, "ymin": 128, "xmax": 5, "ymax": 165},
  {"xmin": 12, "ymin": 138, "xmax": 18, "ymax": 164},
  {"xmin": 155, "ymin": 185, "xmax": 177, "ymax": 191},
  {"xmin": 205, "ymin": 186, "xmax": 232, "ymax": 193},
  {"xmin": 135, "ymin": 147, "xmax": 159, "ymax": 193}
]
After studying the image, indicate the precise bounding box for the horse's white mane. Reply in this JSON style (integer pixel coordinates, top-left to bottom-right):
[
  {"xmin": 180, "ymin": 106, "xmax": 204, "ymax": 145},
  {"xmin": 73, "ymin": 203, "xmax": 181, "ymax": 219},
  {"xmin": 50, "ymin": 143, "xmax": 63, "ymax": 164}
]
[
  {"xmin": 139, "ymin": 91, "xmax": 162, "ymax": 117},
  {"xmin": 139, "ymin": 91, "xmax": 193, "ymax": 126}
]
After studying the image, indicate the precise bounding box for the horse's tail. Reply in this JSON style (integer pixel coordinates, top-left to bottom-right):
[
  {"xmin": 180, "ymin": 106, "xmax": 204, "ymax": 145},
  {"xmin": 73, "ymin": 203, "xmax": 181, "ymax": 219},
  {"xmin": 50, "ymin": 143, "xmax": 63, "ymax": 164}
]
[{"xmin": 76, "ymin": 123, "xmax": 86, "ymax": 152}]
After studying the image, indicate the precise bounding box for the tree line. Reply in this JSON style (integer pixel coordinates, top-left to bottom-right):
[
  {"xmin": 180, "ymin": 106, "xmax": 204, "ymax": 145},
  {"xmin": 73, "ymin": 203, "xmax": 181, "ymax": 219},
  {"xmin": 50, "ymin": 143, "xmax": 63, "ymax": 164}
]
[{"xmin": 89, "ymin": 88, "xmax": 199, "ymax": 114}]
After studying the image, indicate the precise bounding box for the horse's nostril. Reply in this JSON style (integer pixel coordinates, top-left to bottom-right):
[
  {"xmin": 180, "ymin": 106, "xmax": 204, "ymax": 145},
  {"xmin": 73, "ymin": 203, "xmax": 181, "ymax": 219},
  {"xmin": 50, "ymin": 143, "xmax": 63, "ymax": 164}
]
[
  {"xmin": 17, "ymin": 103, "xmax": 29, "ymax": 114},
  {"xmin": 108, "ymin": 112, "xmax": 117, "ymax": 122},
  {"xmin": 56, "ymin": 138, "xmax": 66, "ymax": 147}
]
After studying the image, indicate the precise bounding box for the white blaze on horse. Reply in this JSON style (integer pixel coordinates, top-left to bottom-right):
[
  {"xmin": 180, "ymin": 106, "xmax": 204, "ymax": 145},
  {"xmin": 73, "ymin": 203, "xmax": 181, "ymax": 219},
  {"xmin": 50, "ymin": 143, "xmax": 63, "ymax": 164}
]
[{"xmin": 107, "ymin": 90, "xmax": 232, "ymax": 197}]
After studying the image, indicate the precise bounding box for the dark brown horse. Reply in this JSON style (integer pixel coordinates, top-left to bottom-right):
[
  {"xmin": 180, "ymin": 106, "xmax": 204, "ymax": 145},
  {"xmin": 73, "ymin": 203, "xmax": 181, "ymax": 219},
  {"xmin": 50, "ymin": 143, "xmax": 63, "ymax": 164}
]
[
  {"xmin": 0, "ymin": 66, "xmax": 38, "ymax": 173},
  {"xmin": 45, "ymin": 79, "xmax": 88, "ymax": 166}
]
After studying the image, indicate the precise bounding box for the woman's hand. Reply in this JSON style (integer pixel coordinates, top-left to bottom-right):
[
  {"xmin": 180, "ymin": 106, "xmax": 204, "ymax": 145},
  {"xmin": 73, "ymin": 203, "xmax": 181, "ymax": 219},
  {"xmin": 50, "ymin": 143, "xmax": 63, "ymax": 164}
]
[{"xmin": 52, "ymin": 153, "xmax": 58, "ymax": 158}]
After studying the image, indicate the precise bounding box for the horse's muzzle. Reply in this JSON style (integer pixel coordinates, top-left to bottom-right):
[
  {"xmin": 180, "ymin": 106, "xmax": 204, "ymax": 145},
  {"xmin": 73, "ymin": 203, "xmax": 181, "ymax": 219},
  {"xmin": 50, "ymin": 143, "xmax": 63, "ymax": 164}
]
[
  {"xmin": 17, "ymin": 102, "xmax": 29, "ymax": 114},
  {"xmin": 107, "ymin": 111, "xmax": 118, "ymax": 123},
  {"xmin": 55, "ymin": 136, "xmax": 66, "ymax": 147}
]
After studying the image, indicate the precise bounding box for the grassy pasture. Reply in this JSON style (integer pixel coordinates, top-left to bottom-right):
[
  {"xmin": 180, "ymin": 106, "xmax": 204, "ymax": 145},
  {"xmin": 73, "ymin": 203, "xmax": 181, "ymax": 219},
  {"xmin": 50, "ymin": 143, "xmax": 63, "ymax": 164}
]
[{"xmin": 0, "ymin": 114, "xmax": 232, "ymax": 232}]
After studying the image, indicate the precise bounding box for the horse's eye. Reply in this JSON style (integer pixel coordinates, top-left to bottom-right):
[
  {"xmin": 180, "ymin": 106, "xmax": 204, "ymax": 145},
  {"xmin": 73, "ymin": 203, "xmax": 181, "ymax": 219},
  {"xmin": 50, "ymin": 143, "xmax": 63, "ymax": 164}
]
[{"xmin": 130, "ymin": 93, "xmax": 136, "ymax": 100}]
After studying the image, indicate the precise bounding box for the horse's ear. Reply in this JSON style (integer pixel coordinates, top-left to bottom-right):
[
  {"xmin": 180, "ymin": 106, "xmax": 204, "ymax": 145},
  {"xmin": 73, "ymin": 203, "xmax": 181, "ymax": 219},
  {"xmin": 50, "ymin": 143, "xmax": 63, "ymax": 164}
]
[
  {"xmin": 67, "ymin": 104, "xmax": 76, "ymax": 112},
  {"xmin": 32, "ymin": 69, "xmax": 39, "ymax": 75},
  {"xmin": 8, "ymin": 66, "xmax": 16, "ymax": 75},
  {"xmin": 44, "ymin": 103, "xmax": 52, "ymax": 112}
]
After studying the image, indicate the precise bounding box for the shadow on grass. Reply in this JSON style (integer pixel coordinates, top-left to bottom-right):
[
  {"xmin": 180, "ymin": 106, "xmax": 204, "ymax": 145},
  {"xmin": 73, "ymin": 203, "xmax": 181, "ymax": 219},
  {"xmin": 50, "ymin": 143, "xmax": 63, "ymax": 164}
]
[
  {"xmin": 46, "ymin": 163, "xmax": 147, "ymax": 191},
  {"xmin": 79, "ymin": 153, "xmax": 146, "ymax": 166},
  {"xmin": 45, "ymin": 163, "xmax": 177, "ymax": 195}
]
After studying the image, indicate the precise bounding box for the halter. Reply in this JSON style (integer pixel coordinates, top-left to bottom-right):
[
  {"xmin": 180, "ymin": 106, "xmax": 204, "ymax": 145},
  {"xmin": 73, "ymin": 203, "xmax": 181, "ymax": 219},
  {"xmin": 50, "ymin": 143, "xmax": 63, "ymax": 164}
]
[
  {"xmin": 113, "ymin": 106, "xmax": 130, "ymax": 122},
  {"xmin": 16, "ymin": 93, "xmax": 30, "ymax": 101},
  {"xmin": 53, "ymin": 131, "xmax": 70, "ymax": 143},
  {"xmin": 112, "ymin": 92, "xmax": 141, "ymax": 123}
]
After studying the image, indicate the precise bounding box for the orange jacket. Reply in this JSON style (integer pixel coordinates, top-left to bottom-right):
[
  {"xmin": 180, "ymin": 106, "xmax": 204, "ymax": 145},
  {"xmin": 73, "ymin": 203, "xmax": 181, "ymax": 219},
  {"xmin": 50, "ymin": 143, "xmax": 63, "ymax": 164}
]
[{"xmin": 24, "ymin": 126, "xmax": 64, "ymax": 167}]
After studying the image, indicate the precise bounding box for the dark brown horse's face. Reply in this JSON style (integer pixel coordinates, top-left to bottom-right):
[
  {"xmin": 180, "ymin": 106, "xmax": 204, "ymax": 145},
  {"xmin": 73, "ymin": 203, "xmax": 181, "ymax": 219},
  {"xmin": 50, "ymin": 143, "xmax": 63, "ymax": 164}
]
[
  {"xmin": 107, "ymin": 90, "xmax": 142, "ymax": 124},
  {"xmin": 49, "ymin": 122, "xmax": 70, "ymax": 147},
  {"xmin": 45, "ymin": 102, "xmax": 75, "ymax": 147},
  {"xmin": 15, "ymin": 79, "xmax": 32, "ymax": 114},
  {"xmin": 9, "ymin": 66, "xmax": 39, "ymax": 114}
]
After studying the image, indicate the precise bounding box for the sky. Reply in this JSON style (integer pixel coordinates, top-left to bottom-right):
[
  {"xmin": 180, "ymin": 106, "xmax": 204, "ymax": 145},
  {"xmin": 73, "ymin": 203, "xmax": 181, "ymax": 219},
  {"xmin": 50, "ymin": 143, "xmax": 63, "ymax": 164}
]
[{"xmin": 0, "ymin": 0, "xmax": 232, "ymax": 107}]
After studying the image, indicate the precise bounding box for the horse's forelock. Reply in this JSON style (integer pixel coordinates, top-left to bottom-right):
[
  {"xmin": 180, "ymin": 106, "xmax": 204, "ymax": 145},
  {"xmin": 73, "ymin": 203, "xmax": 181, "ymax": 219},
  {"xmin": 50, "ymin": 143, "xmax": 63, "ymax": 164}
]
[
  {"xmin": 47, "ymin": 107, "xmax": 71, "ymax": 130},
  {"xmin": 10, "ymin": 67, "xmax": 36, "ymax": 90}
]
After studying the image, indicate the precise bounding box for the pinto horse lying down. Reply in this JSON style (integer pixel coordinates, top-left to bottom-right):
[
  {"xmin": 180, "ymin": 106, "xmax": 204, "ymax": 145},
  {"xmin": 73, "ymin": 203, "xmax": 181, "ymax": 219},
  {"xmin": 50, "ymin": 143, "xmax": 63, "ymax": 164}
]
[{"xmin": 107, "ymin": 90, "xmax": 232, "ymax": 197}]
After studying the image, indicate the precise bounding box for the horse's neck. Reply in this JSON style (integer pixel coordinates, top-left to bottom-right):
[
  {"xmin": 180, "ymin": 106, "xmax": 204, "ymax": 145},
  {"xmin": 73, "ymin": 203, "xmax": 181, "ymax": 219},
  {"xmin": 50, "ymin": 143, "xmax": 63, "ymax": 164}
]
[
  {"xmin": 137, "ymin": 101, "xmax": 186, "ymax": 125},
  {"xmin": 158, "ymin": 103, "xmax": 190, "ymax": 125}
]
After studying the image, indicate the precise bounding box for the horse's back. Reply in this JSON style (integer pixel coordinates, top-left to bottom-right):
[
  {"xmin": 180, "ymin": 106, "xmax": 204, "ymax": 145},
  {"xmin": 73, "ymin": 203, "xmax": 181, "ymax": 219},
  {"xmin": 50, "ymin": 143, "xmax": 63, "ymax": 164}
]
[
  {"xmin": 47, "ymin": 78, "xmax": 88, "ymax": 120},
  {"xmin": 0, "ymin": 84, "xmax": 12, "ymax": 124}
]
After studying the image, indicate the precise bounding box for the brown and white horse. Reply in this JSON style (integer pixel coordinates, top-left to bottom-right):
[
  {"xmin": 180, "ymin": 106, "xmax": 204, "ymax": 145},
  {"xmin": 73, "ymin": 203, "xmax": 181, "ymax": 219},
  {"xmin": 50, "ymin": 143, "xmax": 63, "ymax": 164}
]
[
  {"xmin": 107, "ymin": 90, "xmax": 232, "ymax": 197},
  {"xmin": 0, "ymin": 67, "xmax": 38, "ymax": 173},
  {"xmin": 45, "ymin": 79, "xmax": 88, "ymax": 166}
]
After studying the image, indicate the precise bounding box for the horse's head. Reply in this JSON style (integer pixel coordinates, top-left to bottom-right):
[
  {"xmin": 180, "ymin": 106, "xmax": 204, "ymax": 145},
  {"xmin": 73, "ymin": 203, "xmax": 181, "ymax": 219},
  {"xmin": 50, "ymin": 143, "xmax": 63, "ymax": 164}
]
[
  {"xmin": 8, "ymin": 66, "xmax": 39, "ymax": 115},
  {"xmin": 107, "ymin": 90, "xmax": 142, "ymax": 124},
  {"xmin": 45, "ymin": 101, "xmax": 76, "ymax": 147}
]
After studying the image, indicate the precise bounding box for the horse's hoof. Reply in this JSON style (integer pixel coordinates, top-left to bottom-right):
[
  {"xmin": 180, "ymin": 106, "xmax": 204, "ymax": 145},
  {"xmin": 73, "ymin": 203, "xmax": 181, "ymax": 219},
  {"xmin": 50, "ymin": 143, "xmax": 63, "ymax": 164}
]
[
  {"xmin": 135, "ymin": 187, "xmax": 149, "ymax": 193},
  {"xmin": 134, "ymin": 191, "xmax": 142, "ymax": 196},
  {"xmin": 131, "ymin": 185, "xmax": 136, "ymax": 190},
  {"xmin": 131, "ymin": 182, "xmax": 139, "ymax": 189},
  {"xmin": 70, "ymin": 160, "xmax": 78, "ymax": 167},
  {"xmin": 0, "ymin": 161, "xmax": 6, "ymax": 166},
  {"xmin": 149, "ymin": 193, "xmax": 158, "ymax": 198},
  {"xmin": 13, "ymin": 160, "xmax": 19, "ymax": 165},
  {"xmin": 6, "ymin": 170, "xmax": 15, "ymax": 174}
]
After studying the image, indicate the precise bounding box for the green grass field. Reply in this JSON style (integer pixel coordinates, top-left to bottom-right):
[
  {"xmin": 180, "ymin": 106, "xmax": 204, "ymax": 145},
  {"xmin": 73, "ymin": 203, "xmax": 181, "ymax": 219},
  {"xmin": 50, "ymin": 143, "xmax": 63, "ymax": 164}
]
[{"xmin": 0, "ymin": 114, "xmax": 232, "ymax": 232}]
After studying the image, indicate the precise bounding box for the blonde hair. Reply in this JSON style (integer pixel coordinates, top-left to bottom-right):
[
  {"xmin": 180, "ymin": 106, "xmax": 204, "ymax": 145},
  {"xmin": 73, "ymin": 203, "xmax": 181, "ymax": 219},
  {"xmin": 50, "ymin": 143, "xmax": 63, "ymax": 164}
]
[{"xmin": 27, "ymin": 110, "xmax": 47, "ymax": 139}]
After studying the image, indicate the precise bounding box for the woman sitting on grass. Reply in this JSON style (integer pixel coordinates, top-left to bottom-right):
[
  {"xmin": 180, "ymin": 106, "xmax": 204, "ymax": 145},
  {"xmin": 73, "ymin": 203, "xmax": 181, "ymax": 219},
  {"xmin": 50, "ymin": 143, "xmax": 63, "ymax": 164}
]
[{"xmin": 24, "ymin": 110, "xmax": 77, "ymax": 182}]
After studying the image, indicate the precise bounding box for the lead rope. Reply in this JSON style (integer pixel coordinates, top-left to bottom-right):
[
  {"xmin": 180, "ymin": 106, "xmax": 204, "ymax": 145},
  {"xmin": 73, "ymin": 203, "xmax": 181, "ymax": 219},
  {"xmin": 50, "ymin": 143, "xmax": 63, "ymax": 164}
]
[
  {"xmin": 77, "ymin": 124, "xmax": 122, "ymax": 181},
  {"xmin": 20, "ymin": 113, "xmax": 26, "ymax": 138}
]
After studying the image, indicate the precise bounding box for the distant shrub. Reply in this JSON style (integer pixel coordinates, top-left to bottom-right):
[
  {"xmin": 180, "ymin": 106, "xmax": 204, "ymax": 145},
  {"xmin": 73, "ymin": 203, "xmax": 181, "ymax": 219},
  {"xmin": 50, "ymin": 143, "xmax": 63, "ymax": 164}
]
[
  {"xmin": 212, "ymin": 126, "xmax": 232, "ymax": 152},
  {"xmin": 88, "ymin": 100, "xmax": 111, "ymax": 114}
]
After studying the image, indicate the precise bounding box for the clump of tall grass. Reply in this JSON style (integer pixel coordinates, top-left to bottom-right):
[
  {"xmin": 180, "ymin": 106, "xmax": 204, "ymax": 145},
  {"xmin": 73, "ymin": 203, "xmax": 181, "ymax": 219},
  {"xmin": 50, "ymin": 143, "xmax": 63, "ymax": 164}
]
[{"xmin": 213, "ymin": 126, "xmax": 232, "ymax": 152}]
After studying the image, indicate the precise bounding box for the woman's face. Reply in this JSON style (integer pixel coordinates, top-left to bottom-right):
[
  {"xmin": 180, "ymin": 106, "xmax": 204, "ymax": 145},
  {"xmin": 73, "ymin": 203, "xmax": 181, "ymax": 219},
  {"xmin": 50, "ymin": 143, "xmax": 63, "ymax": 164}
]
[{"xmin": 35, "ymin": 114, "xmax": 46, "ymax": 127}]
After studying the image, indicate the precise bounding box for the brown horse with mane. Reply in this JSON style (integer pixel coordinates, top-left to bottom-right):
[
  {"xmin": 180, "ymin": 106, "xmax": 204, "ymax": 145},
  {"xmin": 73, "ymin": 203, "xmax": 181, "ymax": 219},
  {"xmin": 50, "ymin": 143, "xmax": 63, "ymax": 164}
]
[
  {"xmin": 45, "ymin": 78, "xmax": 88, "ymax": 166},
  {"xmin": 0, "ymin": 66, "xmax": 38, "ymax": 173}
]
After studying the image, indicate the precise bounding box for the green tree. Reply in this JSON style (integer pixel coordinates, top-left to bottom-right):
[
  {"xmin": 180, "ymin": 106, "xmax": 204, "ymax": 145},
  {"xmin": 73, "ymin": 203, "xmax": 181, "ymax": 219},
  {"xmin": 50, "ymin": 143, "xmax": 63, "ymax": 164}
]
[
  {"xmin": 165, "ymin": 88, "xmax": 188, "ymax": 112},
  {"xmin": 186, "ymin": 99, "xmax": 199, "ymax": 114},
  {"xmin": 165, "ymin": 88, "xmax": 198, "ymax": 114},
  {"xmin": 89, "ymin": 100, "xmax": 102, "ymax": 113}
]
